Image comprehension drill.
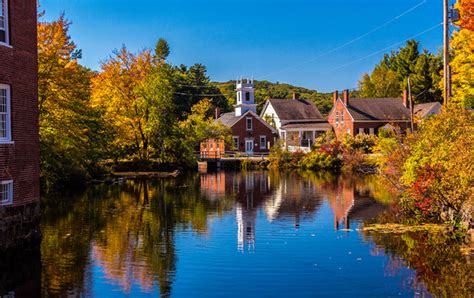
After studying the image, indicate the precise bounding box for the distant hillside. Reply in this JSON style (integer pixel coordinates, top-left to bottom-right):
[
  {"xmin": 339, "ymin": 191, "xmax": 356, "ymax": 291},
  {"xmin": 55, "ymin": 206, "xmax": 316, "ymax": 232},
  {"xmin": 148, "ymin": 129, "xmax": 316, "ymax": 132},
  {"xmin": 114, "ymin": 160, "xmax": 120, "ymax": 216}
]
[{"xmin": 214, "ymin": 80, "xmax": 334, "ymax": 115}]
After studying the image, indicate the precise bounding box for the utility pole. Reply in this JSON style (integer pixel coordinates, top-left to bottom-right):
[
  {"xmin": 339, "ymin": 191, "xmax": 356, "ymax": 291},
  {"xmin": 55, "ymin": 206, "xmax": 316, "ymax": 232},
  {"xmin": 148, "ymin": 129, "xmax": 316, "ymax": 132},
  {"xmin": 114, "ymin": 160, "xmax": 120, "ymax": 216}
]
[
  {"xmin": 443, "ymin": 0, "xmax": 450, "ymax": 107},
  {"xmin": 408, "ymin": 77, "xmax": 414, "ymax": 132}
]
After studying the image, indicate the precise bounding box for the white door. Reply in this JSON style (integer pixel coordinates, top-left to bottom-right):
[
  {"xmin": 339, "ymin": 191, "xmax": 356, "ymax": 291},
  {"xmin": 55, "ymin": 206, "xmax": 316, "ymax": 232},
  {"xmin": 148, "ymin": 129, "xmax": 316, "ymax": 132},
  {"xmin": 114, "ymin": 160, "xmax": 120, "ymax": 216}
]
[{"xmin": 245, "ymin": 140, "xmax": 254, "ymax": 155}]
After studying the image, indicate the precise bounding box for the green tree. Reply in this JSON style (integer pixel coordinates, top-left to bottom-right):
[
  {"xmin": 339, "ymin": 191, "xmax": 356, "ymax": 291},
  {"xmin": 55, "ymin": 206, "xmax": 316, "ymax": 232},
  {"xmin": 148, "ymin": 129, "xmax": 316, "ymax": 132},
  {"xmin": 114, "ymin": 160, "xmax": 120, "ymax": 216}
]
[{"xmin": 154, "ymin": 38, "xmax": 170, "ymax": 62}]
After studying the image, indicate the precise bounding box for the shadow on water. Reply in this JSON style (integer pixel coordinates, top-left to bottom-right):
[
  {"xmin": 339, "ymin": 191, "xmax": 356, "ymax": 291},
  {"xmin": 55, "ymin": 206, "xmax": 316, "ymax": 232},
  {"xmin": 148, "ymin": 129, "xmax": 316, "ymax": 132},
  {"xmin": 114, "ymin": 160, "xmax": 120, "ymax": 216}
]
[{"xmin": 2, "ymin": 170, "xmax": 471, "ymax": 296}]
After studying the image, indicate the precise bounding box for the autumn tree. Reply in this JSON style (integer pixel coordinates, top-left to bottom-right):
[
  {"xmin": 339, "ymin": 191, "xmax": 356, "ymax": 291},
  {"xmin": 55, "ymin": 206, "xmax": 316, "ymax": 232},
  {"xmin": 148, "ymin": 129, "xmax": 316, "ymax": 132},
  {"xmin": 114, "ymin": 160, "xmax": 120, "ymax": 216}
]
[
  {"xmin": 448, "ymin": 1, "xmax": 474, "ymax": 108},
  {"xmin": 38, "ymin": 13, "xmax": 109, "ymax": 191}
]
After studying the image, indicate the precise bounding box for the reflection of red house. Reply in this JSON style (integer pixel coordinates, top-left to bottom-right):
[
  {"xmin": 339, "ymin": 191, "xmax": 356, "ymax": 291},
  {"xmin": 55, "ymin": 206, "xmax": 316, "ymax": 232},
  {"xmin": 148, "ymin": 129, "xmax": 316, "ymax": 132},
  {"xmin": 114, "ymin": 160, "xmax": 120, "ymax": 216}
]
[
  {"xmin": 199, "ymin": 171, "xmax": 226, "ymax": 200},
  {"xmin": 326, "ymin": 182, "xmax": 355, "ymax": 230}
]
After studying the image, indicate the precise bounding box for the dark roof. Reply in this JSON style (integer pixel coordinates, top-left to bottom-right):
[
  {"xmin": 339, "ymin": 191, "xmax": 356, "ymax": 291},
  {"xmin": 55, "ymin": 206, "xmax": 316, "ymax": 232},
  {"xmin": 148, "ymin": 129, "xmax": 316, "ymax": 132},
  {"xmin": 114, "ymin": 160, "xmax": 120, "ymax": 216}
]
[
  {"xmin": 217, "ymin": 112, "xmax": 241, "ymax": 127},
  {"xmin": 414, "ymin": 102, "xmax": 441, "ymax": 117},
  {"xmin": 216, "ymin": 111, "xmax": 277, "ymax": 132},
  {"xmin": 345, "ymin": 98, "xmax": 411, "ymax": 121},
  {"xmin": 281, "ymin": 122, "xmax": 332, "ymax": 130},
  {"xmin": 268, "ymin": 99, "xmax": 324, "ymax": 121}
]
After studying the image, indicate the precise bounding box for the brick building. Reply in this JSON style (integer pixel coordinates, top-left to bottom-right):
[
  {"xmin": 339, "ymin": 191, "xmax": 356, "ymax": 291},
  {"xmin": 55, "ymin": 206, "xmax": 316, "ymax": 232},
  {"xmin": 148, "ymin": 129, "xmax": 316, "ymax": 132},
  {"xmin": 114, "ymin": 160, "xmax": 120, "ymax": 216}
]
[
  {"xmin": 203, "ymin": 80, "xmax": 276, "ymax": 155},
  {"xmin": 328, "ymin": 90, "xmax": 412, "ymax": 139},
  {"xmin": 0, "ymin": 0, "xmax": 40, "ymax": 248}
]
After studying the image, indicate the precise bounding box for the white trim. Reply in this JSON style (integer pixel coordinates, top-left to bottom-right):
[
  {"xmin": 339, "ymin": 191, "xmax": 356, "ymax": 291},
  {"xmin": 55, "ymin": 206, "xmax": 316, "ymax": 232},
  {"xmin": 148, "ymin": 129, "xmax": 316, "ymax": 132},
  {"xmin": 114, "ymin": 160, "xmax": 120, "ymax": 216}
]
[
  {"xmin": 243, "ymin": 110, "xmax": 278, "ymax": 133},
  {"xmin": 0, "ymin": 84, "xmax": 12, "ymax": 143},
  {"xmin": 0, "ymin": 0, "xmax": 9, "ymax": 45},
  {"xmin": 233, "ymin": 136, "xmax": 239, "ymax": 150},
  {"xmin": 0, "ymin": 179, "xmax": 13, "ymax": 206},
  {"xmin": 246, "ymin": 117, "xmax": 252, "ymax": 131},
  {"xmin": 259, "ymin": 135, "xmax": 267, "ymax": 149}
]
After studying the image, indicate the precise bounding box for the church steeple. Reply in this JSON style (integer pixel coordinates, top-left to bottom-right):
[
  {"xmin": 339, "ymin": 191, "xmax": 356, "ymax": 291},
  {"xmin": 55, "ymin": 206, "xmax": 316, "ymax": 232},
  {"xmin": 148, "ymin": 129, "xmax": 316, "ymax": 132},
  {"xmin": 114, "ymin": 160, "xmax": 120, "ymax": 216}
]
[{"xmin": 235, "ymin": 78, "xmax": 257, "ymax": 117}]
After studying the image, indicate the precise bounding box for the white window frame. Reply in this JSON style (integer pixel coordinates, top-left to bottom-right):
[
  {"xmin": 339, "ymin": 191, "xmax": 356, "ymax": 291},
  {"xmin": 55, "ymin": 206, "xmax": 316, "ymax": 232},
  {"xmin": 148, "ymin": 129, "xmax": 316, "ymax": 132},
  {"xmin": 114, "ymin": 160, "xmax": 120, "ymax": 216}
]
[
  {"xmin": 358, "ymin": 128, "xmax": 364, "ymax": 135},
  {"xmin": 233, "ymin": 136, "xmax": 239, "ymax": 150},
  {"xmin": 259, "ymin": 135, "xmax": 267, "ymax": 149},
  {"xmin": 0, "ymin": 180, "xmax": 13, "ymax": 206},
  {"xmin": 335, "ymin": 111, "xmax": 339, "ymax": 127},
  {"xmin": 369, "ymin": 128, "xmax": 375, "ymax": 135},
  {"xmin": 246, "ymin": 117, "xmax": 252, "ymax": 131},
  {"xmin": 0, "ymin": 84, "xmax": 12, "ymax": 143},
  {"xmin": 341, "ymin": 112, "xmax": 344, "ymax": 124},
  {"xmin": 0, "ymin": 0, "xmax": 10, "ymax": 46}
]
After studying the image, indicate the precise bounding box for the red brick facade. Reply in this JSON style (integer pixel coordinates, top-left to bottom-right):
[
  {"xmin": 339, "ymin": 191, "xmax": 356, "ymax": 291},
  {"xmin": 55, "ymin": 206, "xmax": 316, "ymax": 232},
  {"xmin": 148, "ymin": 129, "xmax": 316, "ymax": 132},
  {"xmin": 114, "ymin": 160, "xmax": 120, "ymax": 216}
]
[
  {"xmin": 0, "ymin": 0, "xmax": 40, "ymax": 207},
  {"xmin": 229, "ymin": 113, "xmax": 275, "ymax": 153},
  {"xmin": 328, "ymin": 91, "xmax": 412, "ymax": 139}
]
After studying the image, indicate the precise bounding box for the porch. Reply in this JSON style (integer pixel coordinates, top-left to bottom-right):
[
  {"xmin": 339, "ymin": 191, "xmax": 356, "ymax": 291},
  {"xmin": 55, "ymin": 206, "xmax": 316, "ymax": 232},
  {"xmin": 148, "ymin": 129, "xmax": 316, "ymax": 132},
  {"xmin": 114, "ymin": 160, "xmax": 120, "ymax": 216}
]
[{"xmin": 280, "ymin": 122, "xmax": 332, "ymax": 153}]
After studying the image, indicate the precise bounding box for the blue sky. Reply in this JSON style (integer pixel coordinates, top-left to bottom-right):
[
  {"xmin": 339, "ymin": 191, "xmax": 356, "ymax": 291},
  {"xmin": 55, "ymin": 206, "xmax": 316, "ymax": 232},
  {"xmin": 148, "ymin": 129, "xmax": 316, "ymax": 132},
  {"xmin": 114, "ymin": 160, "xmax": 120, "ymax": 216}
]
[{"xmin": 39, "ymin": 0, "xmax": 450, "ymax": 92}]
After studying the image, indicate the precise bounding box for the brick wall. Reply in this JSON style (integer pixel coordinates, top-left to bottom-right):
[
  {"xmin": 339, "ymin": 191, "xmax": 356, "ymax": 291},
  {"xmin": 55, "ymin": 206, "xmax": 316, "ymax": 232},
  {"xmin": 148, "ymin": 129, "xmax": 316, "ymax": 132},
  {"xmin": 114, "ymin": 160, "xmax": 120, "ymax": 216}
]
[
  {"xmin": 230, "ymin": 114, "xmax": 275, "ymax": 152},
  {"xmin": 327, "ymin": 99, "xmax": 354, "ymax": 138},
  {"xmin": 0, "ymin": 0, "xmax": 40, "ymax": 207}
]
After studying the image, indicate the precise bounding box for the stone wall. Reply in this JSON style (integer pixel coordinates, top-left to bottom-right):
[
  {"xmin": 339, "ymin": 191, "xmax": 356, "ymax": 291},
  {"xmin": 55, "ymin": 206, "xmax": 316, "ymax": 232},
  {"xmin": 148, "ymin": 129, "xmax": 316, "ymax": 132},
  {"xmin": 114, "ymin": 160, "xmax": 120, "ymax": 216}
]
[{"xmin": 0, "ymin": 202, "xmax": 40, "ymax": 251}]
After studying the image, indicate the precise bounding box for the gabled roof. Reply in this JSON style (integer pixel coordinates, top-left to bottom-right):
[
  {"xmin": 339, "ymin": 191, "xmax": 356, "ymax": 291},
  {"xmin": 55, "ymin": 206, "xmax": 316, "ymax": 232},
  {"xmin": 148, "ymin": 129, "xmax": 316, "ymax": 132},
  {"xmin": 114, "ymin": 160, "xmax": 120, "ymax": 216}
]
[
  {"xmin": 344, "ymin": 98, "xmax": 411, "ymax": 121},
  {"xmin": 414, "ymin": 102, "xmax": 442, "ymax": 118},
  {"xmin": 264, "ymin": 99, "xmax": 324, "ymax": 121},
  {"xmin": 216, "ymin": 110, "xmax": 277, "ymax": 133}
]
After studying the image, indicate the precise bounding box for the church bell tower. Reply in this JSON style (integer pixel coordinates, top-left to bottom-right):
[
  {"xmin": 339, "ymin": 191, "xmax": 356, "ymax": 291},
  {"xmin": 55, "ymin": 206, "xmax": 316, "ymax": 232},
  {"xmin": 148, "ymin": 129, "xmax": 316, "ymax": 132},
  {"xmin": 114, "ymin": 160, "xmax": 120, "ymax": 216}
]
[{"xmin": 235, "ymin": 78, "xmax": 257, "ymax": 117}]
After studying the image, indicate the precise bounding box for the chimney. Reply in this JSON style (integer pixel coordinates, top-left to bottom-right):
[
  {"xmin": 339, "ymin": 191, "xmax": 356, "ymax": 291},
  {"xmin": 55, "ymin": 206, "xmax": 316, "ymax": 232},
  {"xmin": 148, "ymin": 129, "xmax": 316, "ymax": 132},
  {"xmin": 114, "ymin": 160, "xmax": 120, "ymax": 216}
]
[
  {"xmin": 215, "ymin": 107, "xmax": 221, "ymax": 120},
  {"xmin": 403, "ymin": 89, "xmax": 409, "ymax": 108},
  {"xmin": 333, "ymin": 91, "xmax": 339, "ymax": 104},
  {"xmin": 343, "ymin": 89, "xmax": 350, "ymax": 106},
  {"xmin": 292, "ymin": 92, "xmax": 300, "ymax": 100}
]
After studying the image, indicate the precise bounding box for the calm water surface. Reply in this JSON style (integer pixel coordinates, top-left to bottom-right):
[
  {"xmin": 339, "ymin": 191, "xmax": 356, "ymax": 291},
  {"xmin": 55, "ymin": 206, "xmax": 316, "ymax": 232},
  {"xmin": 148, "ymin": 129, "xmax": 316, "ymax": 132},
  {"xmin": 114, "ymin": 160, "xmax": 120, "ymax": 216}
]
[{"xmin": 5, "ymin": 171, "xmax": 474, "ymax": 297}]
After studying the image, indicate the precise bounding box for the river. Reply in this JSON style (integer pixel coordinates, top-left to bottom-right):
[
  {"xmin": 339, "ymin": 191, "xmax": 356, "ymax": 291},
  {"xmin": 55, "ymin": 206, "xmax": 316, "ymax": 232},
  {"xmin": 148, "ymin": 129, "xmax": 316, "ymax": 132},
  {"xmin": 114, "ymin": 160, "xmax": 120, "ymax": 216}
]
[{"xmin": 2, "ymin": 171, "xmax": 472, "ymax": 297}]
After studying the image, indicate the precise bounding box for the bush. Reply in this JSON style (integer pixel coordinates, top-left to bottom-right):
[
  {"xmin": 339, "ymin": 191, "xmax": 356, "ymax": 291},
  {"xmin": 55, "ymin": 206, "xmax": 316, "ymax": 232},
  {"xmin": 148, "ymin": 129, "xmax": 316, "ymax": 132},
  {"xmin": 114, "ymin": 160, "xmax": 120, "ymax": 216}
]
[
  {"xmin": 376, "ymin": 108, "xmax": 474, "ymax": 228},
  {"xmin": 301, "ymin": 151, "xmax": 341, "ymax": 171}
]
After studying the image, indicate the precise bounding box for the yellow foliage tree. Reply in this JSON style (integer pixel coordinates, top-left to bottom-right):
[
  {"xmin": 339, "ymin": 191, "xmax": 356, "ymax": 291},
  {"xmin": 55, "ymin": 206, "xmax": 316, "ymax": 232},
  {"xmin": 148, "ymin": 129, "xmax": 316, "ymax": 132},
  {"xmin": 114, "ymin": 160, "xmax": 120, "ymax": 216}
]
[
  {"xmin": 38, "ymin": 13, "xmax": 106, "ymax": 190},
  {"xmin": 450, "ymin": 29, "xmax": 474, "ymax": 108},
  {"xmin": 91, "ymin": 47, "xmax": 174, "ymax": 159}
]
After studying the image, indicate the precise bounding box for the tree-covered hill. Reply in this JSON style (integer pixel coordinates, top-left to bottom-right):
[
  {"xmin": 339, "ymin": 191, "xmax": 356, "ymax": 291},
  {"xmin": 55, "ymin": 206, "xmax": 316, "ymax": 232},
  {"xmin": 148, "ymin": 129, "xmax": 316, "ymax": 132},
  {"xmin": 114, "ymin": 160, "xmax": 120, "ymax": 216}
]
[{"xmin": 214, "ymin": 80, "xmax": 335, "ymax": 115}]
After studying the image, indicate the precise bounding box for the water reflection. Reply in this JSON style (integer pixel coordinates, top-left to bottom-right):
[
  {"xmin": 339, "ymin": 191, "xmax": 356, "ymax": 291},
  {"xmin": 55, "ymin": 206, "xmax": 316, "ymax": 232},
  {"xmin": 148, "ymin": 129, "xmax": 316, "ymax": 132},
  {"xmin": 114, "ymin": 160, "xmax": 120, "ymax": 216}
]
[{"xmin": 21, "ymin": 171, "xmax": 469, "ymax": 296}]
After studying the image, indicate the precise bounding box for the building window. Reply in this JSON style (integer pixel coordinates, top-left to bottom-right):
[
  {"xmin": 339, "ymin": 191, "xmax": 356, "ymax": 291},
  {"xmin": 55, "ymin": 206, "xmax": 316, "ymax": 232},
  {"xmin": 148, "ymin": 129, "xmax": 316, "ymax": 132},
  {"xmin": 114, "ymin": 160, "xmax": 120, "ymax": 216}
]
[
  {"xmin": 0, "ymin": 0, "xmax": 9, "ymax": 44},
  {"xmin": 341, "ymin": 112, "xmax": 344, "ymax": 124},
  {"xmin": 260, "ymin": 136, "xmax": 267, "ymax": 149},
  {"xmin": 0, "ymin": 180, "xmax": 13, "ymax": 206},
  {"xmin": 245, "ymin": 92, "xmax": 250, "ymax": 102},
  {"xmin": 0, "ymin": 84, "xmax": 11, "ymax": 142},
  {"xmin": 369, "ymin": 128, "xmax": 375, "ymax": 135},
  {"xmin": 237, "ymin": 92, "xmax": 241, "ymax": 103},
  {"xmin": 335, "ymin": 111, "xmax": 339, "ymax": 127},
  {"xmin": 346, "ymin": 128, "xmax": 351, "ymax": 135},
  {"xmin": 358, "ymin": 128, "xmax": 364, "ymax": 135},
  {"xmin": 233, "ymin": 136, "xmax": 239, "ymax": 150},
  {"xmin": 246, "ymin": 117, "xmax": 252, "ymax": 130}
]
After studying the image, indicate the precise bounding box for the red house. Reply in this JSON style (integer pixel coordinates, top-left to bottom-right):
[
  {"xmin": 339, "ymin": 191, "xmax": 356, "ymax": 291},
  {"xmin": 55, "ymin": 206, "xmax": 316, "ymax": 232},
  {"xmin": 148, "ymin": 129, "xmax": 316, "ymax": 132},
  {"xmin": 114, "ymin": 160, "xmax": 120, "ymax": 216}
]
[
  {"xmin": 328, "ymin": 90, "xmax": 412, "ymax": 138},
  {"xmin": 209, "ymin": 80, "xmax": 276, "ymax": 155},
  {"xmin": 0, "ymin": 0, "xmax": 40, "ymax": 247}
]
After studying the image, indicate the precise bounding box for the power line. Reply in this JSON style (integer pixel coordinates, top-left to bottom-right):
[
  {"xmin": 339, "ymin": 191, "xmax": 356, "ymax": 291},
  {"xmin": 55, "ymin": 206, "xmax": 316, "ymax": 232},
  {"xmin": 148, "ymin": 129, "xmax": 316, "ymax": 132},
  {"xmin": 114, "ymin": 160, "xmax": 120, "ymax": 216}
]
[
  {"xmin": 257, "ymin": 0, "xmax": 428, "ymax": 79},
  {"xmin": 329, "ymin": 22, "xmax": 443, "ymax": 72}
]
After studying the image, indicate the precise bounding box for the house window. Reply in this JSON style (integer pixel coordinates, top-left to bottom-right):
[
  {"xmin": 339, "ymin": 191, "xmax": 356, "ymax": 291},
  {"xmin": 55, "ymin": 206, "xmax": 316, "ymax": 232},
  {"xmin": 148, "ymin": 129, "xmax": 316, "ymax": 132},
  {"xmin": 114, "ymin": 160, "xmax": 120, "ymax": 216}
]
[
  {"xmin": 0, "ymin": 0, "xmax": 9, "ymax": 44},
  {"xmin": 358, "ymin": 128, "xmax": 364, "ymax": 135},
  {"xmin": 246, "ymin": 117, "xmax": 252, "ymax": 130},
  {"xmin": 260, "ymin": 136, "xmax": 267, "ymax": 149},
  {"xmin": 0, "ymin": 180, "xmax": 13, "ymax": 206},
  {"xmin": 233, "ymin": 136, "xmax": 239, "ymax": 150},
  {"xmin": 341, "ymin": 112, "xmax": 344, "ymax": 124},
  {"xmin": 245, "ymin": 92, "xmax": 250, "ymax": 102},
  {"xmin": 0, "ymin": 84, "xmax": 11, "ymax": 142},
  {"xmin": 237, "ymin": 92, "xmax": 241, "ymax": 103},
  {"xmin": 335, "ymin": 111, "xmax": 339, "ymax": 127},
  {"xmin": 346, "ymin": 128, "xmax": 351, "ymax": 135},
  {"xmin": 369, "ymin": 128, "xmax": 375, "ymax": 135}
]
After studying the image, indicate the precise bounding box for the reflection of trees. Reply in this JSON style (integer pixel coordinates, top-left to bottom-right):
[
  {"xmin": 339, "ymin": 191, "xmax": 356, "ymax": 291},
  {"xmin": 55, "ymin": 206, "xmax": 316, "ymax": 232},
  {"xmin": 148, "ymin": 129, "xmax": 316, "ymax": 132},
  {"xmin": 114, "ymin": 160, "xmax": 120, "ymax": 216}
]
[
  {"xmin": 364, "ymin": 231, "xmax": 474, "ymax": 296},
  {"xmin": 41, "ymin": 174, "xmax": 234, "ymax": 296}
]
